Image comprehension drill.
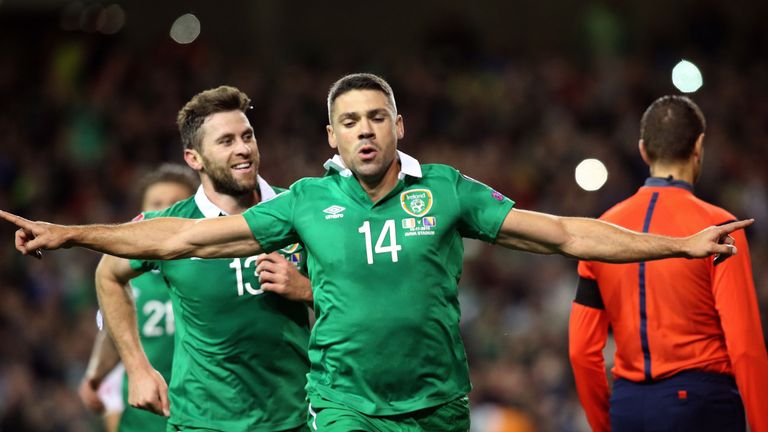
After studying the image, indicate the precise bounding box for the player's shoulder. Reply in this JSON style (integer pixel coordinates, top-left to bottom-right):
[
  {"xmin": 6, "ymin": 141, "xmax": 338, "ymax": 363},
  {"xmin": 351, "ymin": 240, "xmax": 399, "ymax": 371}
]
[
  {"xmin": 141, "ymin": 195, "xmax": 199, "ymax": 220},
  {"xmin": 270, "ymin": 185, "xmax": 288, "ymax": 195},
  {"xmin": 417, "ymin": 164, "xmax": 469, "ymax": 186},
  {"xmin": 289, "ymin": 175, "xmax": 338, "ymax": 194},
  {"xmin": 421, "ymin": 163, "xmax": 459, "ymax": 177},
  {"xmin": 688, "ymin": 195, "xmax": 737, "ymax": 224},
  {"xmin": 600, "ymin": 187, "xmax": 736, "ymax": 226},
  {"xmin": 665, "ymin": 191, "xmax": 737, "ymax": 224},
  {"xmin": 598, "ymin": 195, "xmax": 637, "ymax": 221}
]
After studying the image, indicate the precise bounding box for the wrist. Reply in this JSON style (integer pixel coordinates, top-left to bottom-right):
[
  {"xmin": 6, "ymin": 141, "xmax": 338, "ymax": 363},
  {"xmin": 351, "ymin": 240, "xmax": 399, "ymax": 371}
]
[
  {"xmin": 122, "ymin": 354, "xmax": 152, "ymax": 376},
  {"xmin": 671, "ymin": 235, "xmax": 692, "ymax": 259},
  {"xmin": 64, "ymin": 225, "xmax": 83, "ymax": 248}
]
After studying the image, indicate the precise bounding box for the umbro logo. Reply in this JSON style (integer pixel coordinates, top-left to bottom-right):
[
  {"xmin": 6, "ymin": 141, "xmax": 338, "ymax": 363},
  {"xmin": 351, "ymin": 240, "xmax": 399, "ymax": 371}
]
[{"xmin": 323, "ymin": 205, "xmax": 345, "ymax": 220}]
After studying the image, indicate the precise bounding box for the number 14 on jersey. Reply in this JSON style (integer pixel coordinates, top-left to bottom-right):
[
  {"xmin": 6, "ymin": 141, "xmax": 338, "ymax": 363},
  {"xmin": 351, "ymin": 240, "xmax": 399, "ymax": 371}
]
[{"xmin": 358, "ymin": 220, "xmax": 402, "ymax": 265}]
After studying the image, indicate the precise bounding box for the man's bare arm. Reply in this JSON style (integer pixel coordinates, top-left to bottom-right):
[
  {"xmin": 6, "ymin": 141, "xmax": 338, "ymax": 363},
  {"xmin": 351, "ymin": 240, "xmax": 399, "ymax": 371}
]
[
  {"xmin": 0, "ymin": 211, "xmax": 261, "ymax": 260},
  {"xmin": 95, "ymin": 255, "xmax": 169, "ymax": 416},
  {"xmin": 496, "ymin": 208, "xmax": 752, "ymax": 262}
]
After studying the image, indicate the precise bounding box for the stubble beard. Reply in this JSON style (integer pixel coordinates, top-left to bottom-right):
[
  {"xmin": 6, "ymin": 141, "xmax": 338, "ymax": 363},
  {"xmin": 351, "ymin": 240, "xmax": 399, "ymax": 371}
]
[{"xmin": 203, "ymin": 158, "xmax": 258, "ymax": 196}]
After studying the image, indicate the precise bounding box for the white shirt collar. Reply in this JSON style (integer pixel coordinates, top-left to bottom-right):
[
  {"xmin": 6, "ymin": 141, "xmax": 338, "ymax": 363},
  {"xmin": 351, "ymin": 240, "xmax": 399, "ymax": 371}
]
[
  {"xmin": 194, "ymin": 175, "xmax": 277, "ymax": 218},
  {"xmin": 322, "ymin": 150, "xmax": 422, "ymax": 179}
]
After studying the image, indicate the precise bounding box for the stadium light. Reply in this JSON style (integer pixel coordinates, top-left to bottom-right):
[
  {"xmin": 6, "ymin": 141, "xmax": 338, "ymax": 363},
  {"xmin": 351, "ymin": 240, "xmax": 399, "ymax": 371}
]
[
  {"xmin": 575, "ymin": 158, "xmax": 608, "ymax": 191},
  {"xmin": 98, "ymin": 4, "xmax": 125, "ymax": 35},
  {"xmin": 170, "ymin": 13, "xmax": 201, "ymax": 44},
  {"xmin": 672, "ymin": 60, "xmax": 703, "ymax": 93}
]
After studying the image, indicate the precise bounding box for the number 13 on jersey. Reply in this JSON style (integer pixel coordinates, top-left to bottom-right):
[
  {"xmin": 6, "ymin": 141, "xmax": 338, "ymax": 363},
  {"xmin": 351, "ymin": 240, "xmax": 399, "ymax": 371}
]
[{"xmin": 358, "ymin": 220, "xmax": 402, "ymax": 264}]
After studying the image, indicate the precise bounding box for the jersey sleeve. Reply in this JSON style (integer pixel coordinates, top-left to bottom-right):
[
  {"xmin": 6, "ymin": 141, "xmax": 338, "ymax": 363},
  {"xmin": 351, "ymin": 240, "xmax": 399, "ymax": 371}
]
[
  {"xmin": 454, "ymin": 172, "xmax": 515, "ymax": 242},
  {"xmin": 242, "ymin": 188, "xmax": 300, "ymax": 253},
  {"xmin": 711, "ymin": 229, "xmax": 768, "ymax": 431},
  {"xmin": 569, "ymin": 274, "xmax": 610, "ymax": 432}
]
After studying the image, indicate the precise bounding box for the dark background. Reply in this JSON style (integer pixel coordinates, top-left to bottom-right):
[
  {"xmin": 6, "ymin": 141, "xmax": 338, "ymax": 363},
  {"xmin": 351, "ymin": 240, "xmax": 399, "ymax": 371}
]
[{"xmin": 0, "ymin": 1, "xmax": 766, "ymax": 430}]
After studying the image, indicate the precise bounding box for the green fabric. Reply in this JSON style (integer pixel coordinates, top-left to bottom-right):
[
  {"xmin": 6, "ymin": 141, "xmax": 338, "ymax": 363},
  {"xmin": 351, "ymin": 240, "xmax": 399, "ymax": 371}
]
[
  {"xmin": 130, "ymin": 191, "xmax": 310, "ymax": 431},
  {"xmin": 307, "ymin": 396, "xmax": 470, "ymax": 432},
  {"xmin": 243, "ymin": 162, "xmax": 514, "ymax": 415},
  {"xmin": 167, "ymin": 423, "xmax": 309, "ymax": 432},
  {"xmin": 118, "ymin": 270, "xmax": 173, "ymax": 431}
]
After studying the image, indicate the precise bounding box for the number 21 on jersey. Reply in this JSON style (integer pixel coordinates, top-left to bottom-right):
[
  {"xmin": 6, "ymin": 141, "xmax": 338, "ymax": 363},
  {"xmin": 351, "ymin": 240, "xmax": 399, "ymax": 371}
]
[{"xmin": 358, "ymin": 220, "xmax": 402, "ymax": 264}]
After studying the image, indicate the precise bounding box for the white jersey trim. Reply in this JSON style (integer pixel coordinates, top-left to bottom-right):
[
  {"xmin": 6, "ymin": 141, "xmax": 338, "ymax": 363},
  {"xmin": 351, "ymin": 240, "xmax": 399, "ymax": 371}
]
[
  {"xmin": 193, "ymin": 176, "xmax": 277, "ymax": 218},
  {"xmin": 308, "ymin": 403, "xmax": 318, "ymax": 430},
  {"xmin": 323, "ymin": 150, "xmax": 423, "ymax": 180}
]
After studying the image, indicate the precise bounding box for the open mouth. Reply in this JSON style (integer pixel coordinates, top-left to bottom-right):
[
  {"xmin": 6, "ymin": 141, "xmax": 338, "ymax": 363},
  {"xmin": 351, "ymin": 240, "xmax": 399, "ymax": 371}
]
[
  {"xmin": 231, "ymin": 162, "xmax": 253, "ymax": 172},
  {"xmin": 358, "ymin": 145, "xmax": 378, "ymax": 161}
]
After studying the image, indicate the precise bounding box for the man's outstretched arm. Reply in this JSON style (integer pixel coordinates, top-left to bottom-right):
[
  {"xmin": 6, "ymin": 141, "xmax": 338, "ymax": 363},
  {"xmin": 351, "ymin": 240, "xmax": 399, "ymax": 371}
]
[
  {"xmin": 0, "ymin": 211, "xmax": 261, "ymax": 260},
  {"xmin": 496, "ymin": 208, "xmax": 752, "ymax": 262}
]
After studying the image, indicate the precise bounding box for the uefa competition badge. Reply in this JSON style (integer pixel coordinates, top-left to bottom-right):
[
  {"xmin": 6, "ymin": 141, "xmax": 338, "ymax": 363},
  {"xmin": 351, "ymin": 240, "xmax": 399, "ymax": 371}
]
[{"xmin": 400, "ymin": 189, "xmax": 433, "ymax": 217}]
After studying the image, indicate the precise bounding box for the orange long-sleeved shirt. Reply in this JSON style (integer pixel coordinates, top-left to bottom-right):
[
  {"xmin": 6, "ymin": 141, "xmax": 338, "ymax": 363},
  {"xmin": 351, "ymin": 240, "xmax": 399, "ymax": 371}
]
[{"xmin": 569, "ymin": 177, "xmax": 768, "ymax": 432}]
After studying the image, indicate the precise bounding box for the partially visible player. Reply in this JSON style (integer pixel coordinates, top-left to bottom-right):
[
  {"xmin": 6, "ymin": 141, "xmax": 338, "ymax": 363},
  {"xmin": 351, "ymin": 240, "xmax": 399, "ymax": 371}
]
[
  {"xmin": 569, "ymin": 95, "xmax": 768, "ymax": 431},
  {"xmin": 78, "ymin": 163, "xmax": 197, "ymax": 431},
  {"xmin": 96, "ymin": 86, "xmax": 311, "ymax": 431}
]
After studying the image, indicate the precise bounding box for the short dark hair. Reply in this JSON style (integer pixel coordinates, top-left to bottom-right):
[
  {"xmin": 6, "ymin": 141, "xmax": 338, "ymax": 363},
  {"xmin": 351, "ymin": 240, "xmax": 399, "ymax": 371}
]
[
  {"xmin": 640, "ymin": 95, "xmax": 706, "ymax": 162},
  {"xmin": 137, "ymin": 163, "xmax": 198, "ymax": 203},
  {"xmin": 327, "ymin": 73, "xmax": 397, "ymax": 123},
  {"xmin": 177, "ymin": 86, "xmax": 251, "ymax": 151}
]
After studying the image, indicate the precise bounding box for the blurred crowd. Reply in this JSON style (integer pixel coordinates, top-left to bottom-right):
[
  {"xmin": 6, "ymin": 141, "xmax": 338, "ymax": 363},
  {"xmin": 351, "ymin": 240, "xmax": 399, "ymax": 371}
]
[{"xmin": 0, "ymin": 12, "xmax": 766, "ymax": 432}]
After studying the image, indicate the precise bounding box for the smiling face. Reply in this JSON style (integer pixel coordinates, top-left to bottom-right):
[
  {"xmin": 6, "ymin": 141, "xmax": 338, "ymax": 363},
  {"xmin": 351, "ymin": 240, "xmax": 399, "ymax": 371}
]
[
  {"xmin": 326, "ymin": 89, "xmax": 404, "ymax": 185},
  {"xmin": 184, "ymin": 110, "xmax": 260, "ymax": 196}
]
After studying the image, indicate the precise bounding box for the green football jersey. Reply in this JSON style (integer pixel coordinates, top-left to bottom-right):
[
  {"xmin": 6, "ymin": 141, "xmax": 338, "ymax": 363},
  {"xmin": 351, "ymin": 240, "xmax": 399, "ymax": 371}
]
[
  {"xmin": 243, "ymin": 152, "xmax": 515, "ymax": 416},
  {"xmin": 130, "ymin": 182, "xmax": 310, "ymax": 431},
  {"xmin": 119, "ymin": 270, "xmax": 174, "ymax": 432}
]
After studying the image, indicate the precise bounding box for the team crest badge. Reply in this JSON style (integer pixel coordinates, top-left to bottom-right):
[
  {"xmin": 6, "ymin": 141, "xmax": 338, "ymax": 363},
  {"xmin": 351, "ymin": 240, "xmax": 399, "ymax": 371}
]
[{"xmin": 400, "ymin": 189, "xmax": 433, "ymax": 217}]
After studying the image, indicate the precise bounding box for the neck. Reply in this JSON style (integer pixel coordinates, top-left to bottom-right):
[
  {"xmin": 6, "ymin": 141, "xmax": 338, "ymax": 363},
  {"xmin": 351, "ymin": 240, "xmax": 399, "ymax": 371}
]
[
  {"xmin": 648, "ymin": 161, "xmax": 695, "ymax": 184},
  {"xmin": 200, "ymin": 178, "xmax": 261, "ymax": 215},
  {"xmin": 357, "ymin": 159, "xmax": 401, "ymax": 202}
]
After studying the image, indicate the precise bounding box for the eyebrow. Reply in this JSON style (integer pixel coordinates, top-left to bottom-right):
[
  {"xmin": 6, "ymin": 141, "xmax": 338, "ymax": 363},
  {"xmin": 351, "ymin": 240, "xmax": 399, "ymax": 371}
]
[
  {"xmin": 337, "ymin": 108, "xmax": 390, "ymax": 122},
  {"xmin": 214, "ymin": 127, "xmax": 253, "ymax": 143}
]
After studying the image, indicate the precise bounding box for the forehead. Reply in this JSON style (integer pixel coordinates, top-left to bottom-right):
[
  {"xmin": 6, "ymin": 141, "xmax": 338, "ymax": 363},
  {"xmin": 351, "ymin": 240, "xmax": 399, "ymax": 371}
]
[
  {"xmin": 143, "ymin": 182, "xmax": 193, "ymax": 209},
  {"xmin": 145, "ymin": 181, "xmax": 192, "ymax": 197},
  {"xmin": 332, "ymin": 90, "xmax": 392, "ymax": 117},
  {"xmin": 200, "ymin": 110, "xmax": 252, "ymax": 138}
]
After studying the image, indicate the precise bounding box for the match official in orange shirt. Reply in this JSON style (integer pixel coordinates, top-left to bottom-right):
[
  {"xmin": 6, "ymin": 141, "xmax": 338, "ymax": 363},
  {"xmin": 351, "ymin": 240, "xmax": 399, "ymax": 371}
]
[{"xmin": 569, "ymin": 95, "xmax": 768, "ymax": 431}]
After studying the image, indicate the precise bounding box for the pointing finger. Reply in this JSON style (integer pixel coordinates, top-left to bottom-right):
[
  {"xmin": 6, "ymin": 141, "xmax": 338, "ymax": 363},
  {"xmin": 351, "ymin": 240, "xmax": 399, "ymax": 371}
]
[
  {"xmin": 0, "ymin": 210, "xmax": 34, "ymax": 230},
  {"xmin": 721, "ymin": 219, "xmax": 754, "ymax": 235}
]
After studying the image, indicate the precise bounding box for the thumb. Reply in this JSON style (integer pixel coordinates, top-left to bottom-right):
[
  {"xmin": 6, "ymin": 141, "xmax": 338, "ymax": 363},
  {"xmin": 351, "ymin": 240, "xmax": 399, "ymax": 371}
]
[{"xmin": 160, "ymin": 382, "xmax": 170, "ymax": 416}]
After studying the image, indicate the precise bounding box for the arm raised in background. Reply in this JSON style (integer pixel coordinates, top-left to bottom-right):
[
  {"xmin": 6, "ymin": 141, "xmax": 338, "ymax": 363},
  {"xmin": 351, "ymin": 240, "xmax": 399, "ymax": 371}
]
[
  {"xmin": 495, "ymin": 208, "xmax": 752, "ymax": 262},
  {"xmin": 0, "ymin": 210, "xmax": 261, "ymax": 260},
  {"xmin": 95, "ymin": 255, "xmax": 168, "ymax": 417}
]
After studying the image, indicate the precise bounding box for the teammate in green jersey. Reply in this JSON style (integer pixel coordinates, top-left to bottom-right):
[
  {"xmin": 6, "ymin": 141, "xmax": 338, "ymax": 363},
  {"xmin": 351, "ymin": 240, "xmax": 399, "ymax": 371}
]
[
  {"xmin": 3, "ymin": 74, "xmax": 751, "ymax": 432},
  {"xmin": 83, "ymin": 86, "xmax": 313, "ymax": 432},
  {"xmin": 79, "ymin": 163, "xmax": 197, "ymax": 432}
]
